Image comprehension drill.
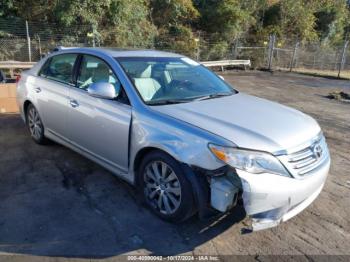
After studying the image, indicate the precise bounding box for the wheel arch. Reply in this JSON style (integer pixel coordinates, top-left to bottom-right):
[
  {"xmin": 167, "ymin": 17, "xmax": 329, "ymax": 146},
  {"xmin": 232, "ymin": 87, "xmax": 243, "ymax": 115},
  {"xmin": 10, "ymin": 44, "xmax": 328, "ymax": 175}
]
[
  {"xmin": 133, "ymin": 146, "xmax": 175, "ymax": 185},
  {"xmin": 133, "ymin": 145, "xmax": 211, "ymax": 220},
  {"xmin": 23, "ymin": 100, "xmax": 33, "ymax": 123}
]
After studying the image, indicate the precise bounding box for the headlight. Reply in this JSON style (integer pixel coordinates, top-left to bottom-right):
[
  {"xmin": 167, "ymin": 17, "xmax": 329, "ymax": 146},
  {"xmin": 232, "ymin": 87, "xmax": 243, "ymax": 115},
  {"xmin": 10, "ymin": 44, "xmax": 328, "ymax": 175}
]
[{"xmin": 209, "ymin": 144, "xmax": 291, "ymax": 177}]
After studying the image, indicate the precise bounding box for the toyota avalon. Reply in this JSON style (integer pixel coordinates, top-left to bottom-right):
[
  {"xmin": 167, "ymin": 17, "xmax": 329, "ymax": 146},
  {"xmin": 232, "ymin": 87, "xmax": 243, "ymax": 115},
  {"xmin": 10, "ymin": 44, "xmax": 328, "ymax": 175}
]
[{"xmin": 16, "ymin": 47, "xmax": 330, "ymax": 231}]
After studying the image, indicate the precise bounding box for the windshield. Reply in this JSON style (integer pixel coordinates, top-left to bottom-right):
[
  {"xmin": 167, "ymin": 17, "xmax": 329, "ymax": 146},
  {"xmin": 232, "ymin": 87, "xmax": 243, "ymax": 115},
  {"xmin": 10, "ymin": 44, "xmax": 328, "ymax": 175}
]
[{"xmin": 116, "ymin": 57, "xmax": 237, "ymax": 105}]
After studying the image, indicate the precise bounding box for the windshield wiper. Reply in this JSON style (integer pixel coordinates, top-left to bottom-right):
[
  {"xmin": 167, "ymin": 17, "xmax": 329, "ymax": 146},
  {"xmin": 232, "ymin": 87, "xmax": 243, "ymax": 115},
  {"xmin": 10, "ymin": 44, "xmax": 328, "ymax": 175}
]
[
  {"xmin": 146, "ymin": 92, "xmax": 233, "ymax": 105},
  {"xmin": 191, "ymin": 92, "xmax": 233, "ymax": 101},
  {"xmin": 146, "ymin": 99, "xmax": 193, "ymax": 105}
]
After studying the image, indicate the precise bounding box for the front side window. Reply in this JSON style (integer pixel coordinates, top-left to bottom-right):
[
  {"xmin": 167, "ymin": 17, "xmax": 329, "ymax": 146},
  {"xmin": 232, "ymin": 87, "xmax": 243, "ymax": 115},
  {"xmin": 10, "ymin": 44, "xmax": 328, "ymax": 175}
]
[
  {"xmin": 44, "ymin": 54, "xmax": 78, "ymax": 84},
  {"xmin": 116, "ymin": 57, "xmax": 237, "ymax": 105},
  {"xmin": 77, "ymin": 55, "xmax": 129, "ymax": 104},
  {"xmin": 77, "ymin": 55, "xmax": 119, "ymax": 90}
]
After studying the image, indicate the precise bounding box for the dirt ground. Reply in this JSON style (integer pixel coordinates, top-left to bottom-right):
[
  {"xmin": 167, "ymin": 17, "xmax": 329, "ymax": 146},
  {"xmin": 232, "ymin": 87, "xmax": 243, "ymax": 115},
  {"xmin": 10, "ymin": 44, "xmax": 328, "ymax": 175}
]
[{"xmin": 0, "ymin": 71, "xmax": 349, "ymax": 260}]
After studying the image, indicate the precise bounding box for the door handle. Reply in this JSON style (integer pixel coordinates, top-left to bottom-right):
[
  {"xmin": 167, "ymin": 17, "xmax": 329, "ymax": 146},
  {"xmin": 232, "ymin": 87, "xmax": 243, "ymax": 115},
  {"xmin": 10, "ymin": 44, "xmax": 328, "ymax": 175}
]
[
  {"xmin": 69, "ymin": 99, "xmax": 79, "ymax": 108},
  {"xmin": 34, "ymin": 87, "xmax": 41, "ymax": 93}
]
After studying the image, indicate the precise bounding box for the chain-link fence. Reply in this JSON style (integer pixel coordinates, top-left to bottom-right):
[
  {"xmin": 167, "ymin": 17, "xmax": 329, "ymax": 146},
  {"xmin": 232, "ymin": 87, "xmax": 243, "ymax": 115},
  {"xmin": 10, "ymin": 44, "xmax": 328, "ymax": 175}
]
[
  {"xmin": 0, "ymin": 19, "xmax": 92, "ymax": 62},
  {"xmin": 232, "ymin": 35, "xmax": 350, "ymax": 78},
  {"xmin": 1, "ymin": 19, "xmax": 350, "ymax": 78}
]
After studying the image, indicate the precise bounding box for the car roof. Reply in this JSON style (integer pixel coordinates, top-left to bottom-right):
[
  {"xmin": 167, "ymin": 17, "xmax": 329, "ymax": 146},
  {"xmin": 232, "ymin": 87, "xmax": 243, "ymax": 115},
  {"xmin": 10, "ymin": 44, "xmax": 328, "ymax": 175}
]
[{"xmin": 53, "ymin": 47, "xmax": 184, "ymax": 58}]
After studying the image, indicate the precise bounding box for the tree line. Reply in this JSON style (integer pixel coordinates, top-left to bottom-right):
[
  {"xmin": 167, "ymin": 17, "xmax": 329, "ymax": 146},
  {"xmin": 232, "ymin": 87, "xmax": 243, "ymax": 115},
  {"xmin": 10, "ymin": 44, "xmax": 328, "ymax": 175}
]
[{"xmin": 1, "ymin": 0, "xmax": 350, "ymax": 58}]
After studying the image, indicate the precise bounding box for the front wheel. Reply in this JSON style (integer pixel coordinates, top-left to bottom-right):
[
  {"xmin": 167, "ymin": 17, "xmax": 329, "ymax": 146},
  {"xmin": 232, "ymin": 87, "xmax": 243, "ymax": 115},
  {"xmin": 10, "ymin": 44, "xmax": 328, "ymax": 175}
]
[
  {"xmin": 26, "ymin": 104, "xmax": 47, "ymax": 144},
  {"xmin": 139, "ymin": 151, "xmax": 195, "ymax": 222}
]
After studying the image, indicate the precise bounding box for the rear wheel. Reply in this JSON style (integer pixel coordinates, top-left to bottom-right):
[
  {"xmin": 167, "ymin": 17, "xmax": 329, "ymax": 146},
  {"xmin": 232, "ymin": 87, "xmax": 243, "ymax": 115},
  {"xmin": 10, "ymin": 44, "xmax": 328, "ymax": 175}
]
[
  {"xmin": 139, "ymin": 151, "xmax": 195, "ymax": 222},
  {"xmin": 26, "ymin": 104, "xmax": 47, "ymax": 144}
]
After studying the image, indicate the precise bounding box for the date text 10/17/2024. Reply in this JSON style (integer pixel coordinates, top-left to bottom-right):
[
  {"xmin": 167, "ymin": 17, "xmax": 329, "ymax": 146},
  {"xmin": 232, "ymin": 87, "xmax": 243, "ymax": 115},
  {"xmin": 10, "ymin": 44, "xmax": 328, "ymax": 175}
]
[{"xmin": 127, "ymin": 256, "xmax": 220, "ymax": 261}]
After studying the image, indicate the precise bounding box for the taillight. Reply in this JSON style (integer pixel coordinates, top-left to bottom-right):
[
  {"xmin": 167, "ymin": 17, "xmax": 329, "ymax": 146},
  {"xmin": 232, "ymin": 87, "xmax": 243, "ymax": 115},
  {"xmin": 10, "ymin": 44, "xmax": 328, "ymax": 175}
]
[{"xmin": 15, "ymin": 75, "xmax": 21, "ymax": 83}]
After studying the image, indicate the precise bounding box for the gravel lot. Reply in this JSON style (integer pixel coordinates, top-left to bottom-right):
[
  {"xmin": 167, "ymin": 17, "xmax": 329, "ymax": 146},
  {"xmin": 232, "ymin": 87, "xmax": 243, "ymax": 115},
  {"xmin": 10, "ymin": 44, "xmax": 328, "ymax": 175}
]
[{"xmin": 0, "ymin": 71, "xmax": 349, "ymax": 260}]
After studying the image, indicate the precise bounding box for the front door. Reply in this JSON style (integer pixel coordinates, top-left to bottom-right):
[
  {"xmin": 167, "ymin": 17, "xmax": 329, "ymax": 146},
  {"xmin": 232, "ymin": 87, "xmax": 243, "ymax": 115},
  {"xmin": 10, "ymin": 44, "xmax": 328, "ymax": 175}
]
[{"xmin": 67, "ymin": 54, "xmax": 131, "ymax": 173}]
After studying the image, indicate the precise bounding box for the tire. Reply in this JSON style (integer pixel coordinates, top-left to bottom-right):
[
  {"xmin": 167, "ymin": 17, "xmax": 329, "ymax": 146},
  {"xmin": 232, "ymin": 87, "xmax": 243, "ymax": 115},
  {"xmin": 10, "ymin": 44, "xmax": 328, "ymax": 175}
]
[
  {"xmin": 26, "ymin": 104, "xmax": 48, "ymax": 144},
  {"xmin": 138, "ymin": 151, "xmax": 195, "ymax": 223}
]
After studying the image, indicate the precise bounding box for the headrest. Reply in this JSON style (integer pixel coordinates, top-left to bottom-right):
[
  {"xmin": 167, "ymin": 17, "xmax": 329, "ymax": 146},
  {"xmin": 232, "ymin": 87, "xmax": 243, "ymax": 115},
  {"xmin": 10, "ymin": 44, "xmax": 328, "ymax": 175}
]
[
  {"xmin": 96, "ymin": 63, "xmax": 109, "ymax": 73},
  {"xmin": 139, "ymin": 65, "xmax": 152, "ymax": 78}
]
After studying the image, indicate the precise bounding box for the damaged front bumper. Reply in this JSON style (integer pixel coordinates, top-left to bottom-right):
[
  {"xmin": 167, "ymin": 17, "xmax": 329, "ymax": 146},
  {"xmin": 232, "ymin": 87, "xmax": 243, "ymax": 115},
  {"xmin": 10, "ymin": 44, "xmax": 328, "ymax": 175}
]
[
  {"xmin": 208, "ymin": 155, "xmax": 330, "ymax": 231},
  {"xmin": 249, "ymin": 183, "xmax": 324, "ymax": 231}
]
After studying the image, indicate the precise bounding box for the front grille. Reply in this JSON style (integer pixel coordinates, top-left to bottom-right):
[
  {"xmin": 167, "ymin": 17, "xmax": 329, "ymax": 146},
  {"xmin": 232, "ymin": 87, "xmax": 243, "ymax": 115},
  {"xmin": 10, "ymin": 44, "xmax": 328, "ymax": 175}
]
[{"xmin": 278, "ymin": 134, "xmax": 329, "ymax": 178}]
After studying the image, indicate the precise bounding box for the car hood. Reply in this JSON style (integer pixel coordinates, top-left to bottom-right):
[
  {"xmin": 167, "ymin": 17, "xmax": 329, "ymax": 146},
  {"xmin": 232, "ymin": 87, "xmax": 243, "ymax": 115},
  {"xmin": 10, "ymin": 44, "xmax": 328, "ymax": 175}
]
[{"xmin": 151, "ymin": 93, "xmax": 321, "ymax": 153}]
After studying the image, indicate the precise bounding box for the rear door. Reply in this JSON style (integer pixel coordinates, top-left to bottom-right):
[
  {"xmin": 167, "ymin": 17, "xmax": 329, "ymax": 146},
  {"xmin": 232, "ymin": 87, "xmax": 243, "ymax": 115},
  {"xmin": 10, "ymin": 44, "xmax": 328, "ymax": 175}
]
[
  {"xmin": 35, "ymin": 53, "xmax": 78, "ymax": 139},
  {"xmin": 67, "ymin": 54, "xmax": 131, "ymax": 173}
]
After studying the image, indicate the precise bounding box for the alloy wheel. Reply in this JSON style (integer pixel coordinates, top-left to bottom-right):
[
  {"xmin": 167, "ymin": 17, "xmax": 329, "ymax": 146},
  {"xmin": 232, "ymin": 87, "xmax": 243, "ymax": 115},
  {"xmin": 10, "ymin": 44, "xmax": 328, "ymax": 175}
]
[
  {"xmin": 143, "ymin": 161, "xmax": 182, "ymax": 215},
  {"xmin": 28, "ymin": 107, "xmax": 43, "ymax": 141}
]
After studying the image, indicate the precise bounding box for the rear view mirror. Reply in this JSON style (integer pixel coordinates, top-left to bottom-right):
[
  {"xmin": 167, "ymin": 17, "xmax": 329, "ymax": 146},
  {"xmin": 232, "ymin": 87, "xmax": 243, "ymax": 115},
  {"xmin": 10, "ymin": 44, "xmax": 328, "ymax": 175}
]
[{"xmin": 87, "ymin": 82, "xmax": 120, "ymax": 100}]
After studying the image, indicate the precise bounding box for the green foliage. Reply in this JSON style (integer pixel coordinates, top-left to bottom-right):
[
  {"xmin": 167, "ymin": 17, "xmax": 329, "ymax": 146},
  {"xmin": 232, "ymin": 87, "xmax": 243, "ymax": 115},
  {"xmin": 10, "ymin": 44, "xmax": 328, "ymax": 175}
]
[
  {"xmin": 195, "ymin": 0, "xmax": 256, "ymax": 41},
  {"xmin": 254, "ymin": 0, "xmax": 350, "ymax": 43},
  {"xmin": 200, "ymin": 41, "xmax": 230, "ymax": 61},
  {"xmin": 315, "ymin": 0, "xmax": 349, "ymax": 44},
  {"xmin": 151, "ymin": 0, "xmax": 199, "ymax": 27},
  {"xmin": 0, "ymin": 0, "xmax": 16, "ymax": 18},
  {"xmin": 0, "ymin": 0, "xmax": 157, "ymax": 48},
  {"xmin": 0, "ymin": 0, "xmax": 349, "ymax": 57},
  {"xmin": 151, "ymin": 0, "xmax": 199, "ymax": 58},
  {"xmin": 51, "ymin": 0, "xmax": 157, "ymax": 47},
  {"xmin": 155, "ymin": 25, "xmax": 198, "ymax": 58},
  {"xmin": 101, "ymin": 0, "xmax": 157, "ymax": 48}
]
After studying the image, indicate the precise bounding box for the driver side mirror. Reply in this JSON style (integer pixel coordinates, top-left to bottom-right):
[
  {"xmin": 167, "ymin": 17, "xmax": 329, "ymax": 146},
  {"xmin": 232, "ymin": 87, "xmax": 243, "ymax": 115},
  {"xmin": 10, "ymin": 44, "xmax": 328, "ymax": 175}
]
[{"xmin": 87, "ymin": 82, "xmax": 120, "ymax": 100}]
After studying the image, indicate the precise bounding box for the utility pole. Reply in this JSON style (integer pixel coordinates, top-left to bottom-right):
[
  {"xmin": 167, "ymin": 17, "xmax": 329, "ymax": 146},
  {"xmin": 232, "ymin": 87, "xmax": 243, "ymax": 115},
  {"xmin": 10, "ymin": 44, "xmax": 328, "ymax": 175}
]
[
  {"xmin": 233, "ymin": 38, "xmax": 239, "ymax": 59},
  {"xmin": 195, "ymin": 31, "xmax": 201, "ymax": 61},
  {"xmin": 36, "ymin": 35, "xmax": 42, "ymax": 58},
  {"xmin": 25, "ymin": 20, "xmax": 32, "ymax": 62},
  {"xmin": 267, "ymin": 34, "xmax": 275, "ymax": 71},
  {"xmin": 92, "ymin": 26, "xmax": 96, "ymax": 48},
  {"xmin": 290, "ymin": 41, "xmax": 299, "ymax": 72},
  {"xmin": 338, "ymin": 40, "xmax": 349, "ymax": 78}
]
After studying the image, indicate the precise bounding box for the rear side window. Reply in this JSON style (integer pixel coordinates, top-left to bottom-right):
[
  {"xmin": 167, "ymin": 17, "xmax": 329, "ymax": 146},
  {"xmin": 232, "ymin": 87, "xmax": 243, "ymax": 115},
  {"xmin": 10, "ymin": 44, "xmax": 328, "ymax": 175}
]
[
  {"xmin": 38, "ymin": 59, "xmax": 51, "ymax": 77},
  {"xmin": 42, "ymin": 54, "xmax": 78, "ymax": 85}
]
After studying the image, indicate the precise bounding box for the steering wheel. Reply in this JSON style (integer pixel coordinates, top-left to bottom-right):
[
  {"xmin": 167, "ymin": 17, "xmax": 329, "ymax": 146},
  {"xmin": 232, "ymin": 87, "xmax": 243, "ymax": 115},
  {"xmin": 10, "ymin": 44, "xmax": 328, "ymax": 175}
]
[
  {"xmin": 152, "ymin": 79, "xmax": 196, "ymax": 100},
  {"xmin": 169, "ymin": 79, "xmax": 194, "ymax": 91}
]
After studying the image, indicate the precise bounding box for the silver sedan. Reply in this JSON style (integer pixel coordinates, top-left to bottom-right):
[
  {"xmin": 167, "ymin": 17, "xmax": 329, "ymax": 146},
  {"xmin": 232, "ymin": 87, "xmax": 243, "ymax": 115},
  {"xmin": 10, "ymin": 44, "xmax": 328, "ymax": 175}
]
[{"xmin": 17, "ymin": 48, "xmax": 330, "ymax": 231}]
